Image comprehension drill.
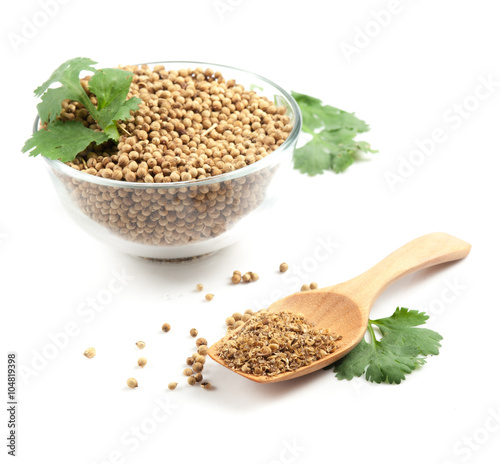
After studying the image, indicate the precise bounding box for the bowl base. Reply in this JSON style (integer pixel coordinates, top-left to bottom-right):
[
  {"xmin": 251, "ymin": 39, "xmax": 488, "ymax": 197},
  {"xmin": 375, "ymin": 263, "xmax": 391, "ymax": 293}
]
[{"xmin": 137, "ymin": 252, "xmax": 214, "ymax": 263}]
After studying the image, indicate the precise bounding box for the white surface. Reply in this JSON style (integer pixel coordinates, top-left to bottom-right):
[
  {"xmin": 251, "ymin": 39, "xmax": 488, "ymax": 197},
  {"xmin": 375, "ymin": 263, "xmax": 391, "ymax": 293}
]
[{"xmin": 1, "ymin": 1, "xmax": 499, "ymax": 463}]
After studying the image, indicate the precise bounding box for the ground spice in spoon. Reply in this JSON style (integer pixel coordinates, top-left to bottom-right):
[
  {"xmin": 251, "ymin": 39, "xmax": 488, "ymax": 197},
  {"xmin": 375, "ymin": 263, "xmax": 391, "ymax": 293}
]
[{"xmin": 217, "ymin": 310, "xmax": 341, "ymax": 376}]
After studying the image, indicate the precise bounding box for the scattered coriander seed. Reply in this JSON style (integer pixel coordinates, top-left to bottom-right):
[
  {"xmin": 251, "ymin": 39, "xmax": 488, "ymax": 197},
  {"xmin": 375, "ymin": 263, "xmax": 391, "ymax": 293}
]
[
  {"xmin": 196, "ymin": 355, "xmax": 206, "ymax": 365},
  {"xmin": 127, "ymin": 378, "xmax": 138, "ymax": 389},
  {"xmin": 187, "ymin": 376, "xmax": 196, "ymax": 386},
  {"xmin": 196, "ymin": 337, "xmax": 208, "ymax": 347},
  {"xmin": 194, "ymin": 373, "xmax": 203, "ymax": 382},
  {"xmin": 244, "ymin": 309, "xmax": 254, "ymax": 315},
  {"xmin": 250, "ymin": 272, "xmax": 259, "ymax": 282},
  {"xmin": 242, "ymin": 272, "xmax": 252, "ymax": 283},
  {"xmin": 196, "ymin": 283, "xmax": 204, "ymax": 292},
  {"xmin": 310, "ymin": 282, "xmax": 318, "ymax": 290},
  {"xmin": 183, "ymin": 368, "xmax": 194, "ymax": 376},
  {"xmin": 231, "ymin": 273, "xmax": 241, "ymax": 284},
  {"xmin": 197, "ymin": 345, "xmax": 208, "ymax": 356},
  {"xmin": 162, "ymin": 323, "xmax": 171, "ymax": 333},
  {"xmin": 138, "ymin": 357, "xmax": 147, "ymax": 368},
  {"xmin": 190, "ymin": 328, "xmax": 198, "ymax": 337},
  {"xmin": 168, "ymin": 382, "xmax": 178, "ymax": 390},
  {"xmin": 192, "ymin": 353, "xmax": 201, "ymax": 361},
  {"xmin": 234, "ymin": 321, "xmax": 244, "ymax": 329},
  {"xmin": 233, "ymin": 270, "xmax": 242, "ymax": 276},
  {"xmin": 232, "ymin": 312, "xmax": 242, "ymax": 321},
  {"xmin": 186, "ymin": 356, "xmax": 195, "ymax": 366},
  {"xmin": 301, "ymin": 284, "xmax": 310, "ymax": 292},
  {"xmin": 192, "ymin": 362, "xmax": 203, "ymax": 373},
  {"xmin": 205, "ymin": 293, "xmax": 214, "ymax": 301},
  {"xmin": 201, "ymin": 382, "xmax": 212, "ymax": 389},
  {"xmin": 136, "ymin": 341, "xmax": 146, "ymax": 349},
  {"xmin": 83, "ymin": 347, "xmax": 96, "ymax": 359},
  {"xmin": 226, "ymin": 316, "xmax": 236, "ymax": 326},
  {"xmin": 242, "ymin": 314, "xmax": 252, "ymax": 322},
  {"xmin": 279, "ymin": 263, "xmax": 289, "ymax": 273}
]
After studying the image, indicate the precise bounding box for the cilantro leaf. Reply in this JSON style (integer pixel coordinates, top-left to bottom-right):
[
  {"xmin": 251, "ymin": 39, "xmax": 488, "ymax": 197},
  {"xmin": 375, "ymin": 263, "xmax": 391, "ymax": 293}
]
[
  {"xmin": 328, "ymin": 307, "xmax": 443, "ymax": 384},
  {"xmin": 34, "ymin": 57, "xmax": 97, "ymax": 97},
  {"xmin": 293, "ymin": 135, "xmax": 334, "ymax": 176},
  {"xmin": 332, "ymin": 339, "xmax": 375, "ymax": 380},
  {"xmin": 372, "ymin": 308, "xmax": 443, "ymax": 356},
  {"xmin": 291, "ymin": 92, "xmax": 325, "ymax": 133},
  {"xmin": 87, "ymin": 68, "xmax": 141, "ymax": 139},
  {"xmin": 22, "ymin": 120, "xmax": 109, "ymax": 162},
  {"xmin": 35, "ymin": 57, "xmax": 97, "ymax": 123},
  {"xmin": 24, "ymin": 57, "xmax": 142, "ymax": 162},
  {"xmin": 365, "ymin": 340, "xmax": 425, "ymax": 384},
  {"xmin": 291, "ymin": 91, "xmax": 376, "ymax": 176},
  {"xmin": 332, "ymin": 338, "xmax": 424, "ymax": 384},
  {"xmin": 38, "ymin": 87, "xmax": 75, "ymax": 124},
  {"xmin": 292, "ymin": 91, "xmax": 370, "ymax": 134},
  {"xmin": 294, "ymin": 128, "xmax": 376, "ymax": 175}
]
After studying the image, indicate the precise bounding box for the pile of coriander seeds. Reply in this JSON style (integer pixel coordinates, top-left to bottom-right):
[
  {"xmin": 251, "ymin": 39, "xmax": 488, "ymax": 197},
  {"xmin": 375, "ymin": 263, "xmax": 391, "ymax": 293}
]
[
  {"xmin": 217, "ymin": 310, "xmax": 342, "ymax": 377},
  {"xmin": 53, "ymin": 64, "xmax": 293, "ymax": 247}
]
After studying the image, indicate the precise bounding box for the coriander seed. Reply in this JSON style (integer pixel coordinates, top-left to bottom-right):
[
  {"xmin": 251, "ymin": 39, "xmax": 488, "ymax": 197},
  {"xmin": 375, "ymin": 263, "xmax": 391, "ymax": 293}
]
[
  {"xmin": 183, "ymin": 368, "xmax": 194, "ymax": 376},
  {"xmin": 197, "ymin": 345, "xmax": 208, "ymax": 356},
  {"xmin": 226, "ymin": 316, "xmax": 236, "ymax": 326},
  {"xmin": 310, "ymin": 282, "xmax": 318, "ymax": 290},
  {"xmin": 196, "ymin": 283, "xmax": 204, "ymax": 292},
  {"xmin": 194, "ymin": 373, "xmax": 203, "ymax": 382},
  {"xmin": 196, "ymin": 337, "xmax": 208, "ymax": 347},
  {"xmin": 162, "ymin": 323, "xmax": 171, "ymax": 333},
  {"xmin": 168, "ymin": 382, "xmax": 178, "ymax": 390},
  {"xmin": 83, "ymin": 347, "xmax": 96, "ymax": 359},
  {"xmin": 250, "ymin": 272, "xmax": 259, "ymax": 282},
  {"xmin": 201, "ymin": 382, "xmax": 212, "ymax": 389},
  {"xmin": 127, "ymin": 378, "xmax": 138, "ymax": 389},
  {"xmin": 217, "ymin": 310, "xmax": 341, "ymax": 377},
  {"xmin": 232, "ymin": 312, "xmax": 242, "ymax": 321},
  {"xmin": 190, "ymin": 328, "xmax": 198, "ymax": 337},
  {"xmin": 186, "ymin": 356, "xmax": 195, "ymax": 366},
  {"xmin": 57, "ymin": 64, "xmax": 294, "ymax": 255},
  {"xmin": 279, "ymin": 263, "xmax": 289, "ymax": 273},
  {"xmin": 205, "ymin": 293, "xmax": 214, "ymax": 301},
  {"xmin": 138, "ymin": 357, "xmax": 147, "ymax": 368},
  {"xmin": 242, "ymin": 272, "xmax": 252, "ymax": 283},
  {"xmin": 136, "ymin": 341, "xmax": 146, "ymax": 349},
  {"xmin": 187, "ymin": 376, "xmax": 196, "ymax": 386},
  {"xmin": 301, "ymin": 284, "xmax": 310, "ymax": 292},
  {"xmin": 192, "ymin": 362, "xmax": 203, "ymax": 373}
]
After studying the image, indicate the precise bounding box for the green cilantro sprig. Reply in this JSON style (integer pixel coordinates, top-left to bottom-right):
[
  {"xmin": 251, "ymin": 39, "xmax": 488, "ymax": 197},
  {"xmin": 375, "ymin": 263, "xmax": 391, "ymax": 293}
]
[
  {"xmin": 291, "ymin": 91, "xmax": 376, "ymax": 175},
  {"xmin": 326, "ymin": 307, "xmax": 443, "ymax": 384},
  {"xmin": 22, "ymin": 57, "xmax": 141, "ymax": 162}
]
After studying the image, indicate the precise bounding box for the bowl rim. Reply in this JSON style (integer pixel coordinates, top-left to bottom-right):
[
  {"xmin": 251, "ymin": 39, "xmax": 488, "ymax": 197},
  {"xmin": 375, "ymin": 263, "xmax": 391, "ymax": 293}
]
[{"xmin": 38, "ymin": 60, "xmax": 302, "ymax": 189}]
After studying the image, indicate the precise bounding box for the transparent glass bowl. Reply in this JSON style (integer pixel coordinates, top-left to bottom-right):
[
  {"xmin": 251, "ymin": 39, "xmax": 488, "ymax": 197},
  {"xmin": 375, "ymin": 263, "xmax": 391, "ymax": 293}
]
[{"xmin": 41, "ymin": 61, "xmax": 302, "ymax": 261}]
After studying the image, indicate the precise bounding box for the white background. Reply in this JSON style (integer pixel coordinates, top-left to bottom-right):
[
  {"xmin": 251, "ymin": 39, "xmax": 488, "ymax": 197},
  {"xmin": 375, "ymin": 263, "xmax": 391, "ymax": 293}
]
[{"xmin": 1, "ymin": 1, "xmax": 499, "ymax": 463}]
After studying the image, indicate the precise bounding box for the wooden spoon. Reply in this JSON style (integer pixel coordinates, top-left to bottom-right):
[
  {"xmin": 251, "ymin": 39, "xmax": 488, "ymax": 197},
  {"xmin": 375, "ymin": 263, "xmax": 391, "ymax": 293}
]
[{"xmin": 208, "ymin": 232, "xmax": 471, "ymax": 383}]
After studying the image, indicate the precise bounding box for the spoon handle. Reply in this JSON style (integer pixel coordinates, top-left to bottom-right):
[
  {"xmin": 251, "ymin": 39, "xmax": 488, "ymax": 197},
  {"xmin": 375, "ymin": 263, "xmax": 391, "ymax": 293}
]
[{"xmin": 332, "ymin": 232, "xmax": 471, "ymax": 315}]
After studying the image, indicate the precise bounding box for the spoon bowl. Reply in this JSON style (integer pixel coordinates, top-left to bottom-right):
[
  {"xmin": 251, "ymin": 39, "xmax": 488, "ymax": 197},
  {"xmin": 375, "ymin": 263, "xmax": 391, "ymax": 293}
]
[{"xmin": 208, "ymin": 232, "xmax": 471, "ymax": 383}]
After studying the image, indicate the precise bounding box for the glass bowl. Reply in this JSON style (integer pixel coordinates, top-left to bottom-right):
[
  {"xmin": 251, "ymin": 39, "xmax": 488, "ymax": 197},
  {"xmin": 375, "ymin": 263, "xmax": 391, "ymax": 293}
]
[{"xmin": 40, "ymin": 61, "xmax": 302, "ymax": 261}]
